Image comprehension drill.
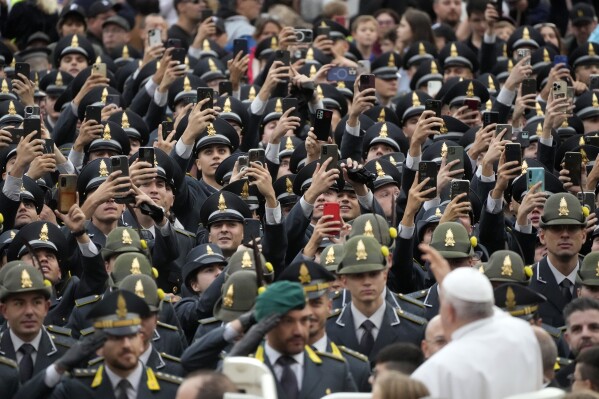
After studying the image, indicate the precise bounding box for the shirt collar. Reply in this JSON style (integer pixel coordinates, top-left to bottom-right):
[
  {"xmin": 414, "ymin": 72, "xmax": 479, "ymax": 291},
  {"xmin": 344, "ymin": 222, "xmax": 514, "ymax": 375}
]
[
  {"xmin": 264, "ymin": 342, "xmax": 304, "ymax": 367},
  {"xmin": 139, "ymin": 345, "xmax": 153, "ymax": 366},
  {"xmin": 546, "ymin": 257, "xmax": 579, "ymax": 286},
  {"xmin": 10, "ymin": 328, "xmax": 42, "ymax": 353},
  {"xmin": 350, "ymin": 300, "xmax": 386, "ymax": 331},
  {"xmin": 311, "ymin": 335, "xmax": 328, "ymax": 353},
  {"xmin": 105, "ymin": 361, "xmax": 144, "ymax": 391}
]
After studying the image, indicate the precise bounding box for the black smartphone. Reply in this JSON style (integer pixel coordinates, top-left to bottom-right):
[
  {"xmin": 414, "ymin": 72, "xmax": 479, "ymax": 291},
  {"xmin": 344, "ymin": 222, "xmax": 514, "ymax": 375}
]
[
  {"xmin": 171, "ymin": 47, "xmax": 186, "ymax": 64},
  {"xmin": 314, "ymin": 109, "xmax": 333, "ymax": 141},
  {"xmin": 425, "ymin": 99, "xmax": 441, "ymax": 117},
  {"xmin": 86, "ymin": 105, "xmax": 102, "ymax": 123},
  {"xmin": 23, "ymin": 116, "xmax": 41, "ymax": 138},
  {"xmin": 219, "ymin": 81, "xmax": 233, "ymax": 96},
  {"xmin": 446, "ymin": 146, "xmax": 464, "ymax": 179},
  {"xmin": 504, "ymin": 143, "xmax": 522, "ymax": 166},
  {"xmin": 591, "ymin": 75, "xmax": 599, "ymax": 91},
  {"xmin": 419, "ymin": 161, "xmax": 438, "ymax": 199},
  {"xmin": 248, "ymin": 148, "xmax": 265, "ymax": 167},
  {"xmin": 201, "ymin": 8, "xmax": 214, "ymax": 22},
  {"xmin": 166, "ymin": 38, "xmax": 182, "ymax": 48},
  {"xmin": 496, "ymin": 124, "xmax": 512, "ymax": 138},
  {"xmin": 14, "ymin": 62, "xmax": 30, "ymax": 82},
  {"xmin": 316, "ymin": 26, "xmax": 331, "ymax": 39},
  {"xmin": 243, "ymin": 218, "xmax": 263, "ymax": 245},
  {"xmin": 238, "ymin": 155, "xmax": 249, "ymax": 172},
  {"xmin": 105, "ymin": 94, "xmax": 120, "ymax": 107},
  {"xmin": 233, "ymin": 38, "xmax": 249, "ymax": 57},
  {"xmin": 494, "ymin": 0, "xmax": 503, "ymax": 14},
  {"xmin": 564, "ymin": 151, "xmax": 582, "ymax": 187},
  {"xmin": 274, "ymin": 50, "xmax": 290, "ymax": 66},
  {"xmin": 483, "ymin": 111, "xmax": 499, "ymax": 127},
  {"xmin": 197, "ymin": 87, "xmax": 214, "ymax": 111},
  {"xmin": 319, "ymin": 144, "xmax": 339, "ymax": 172},
  {"xmin": 44, "ymin": 138, "xmax": 54, "ymax": 154},
  {"xmin": 139, "ymin": 147, "xmax": 154, "ymax": 164},
  {"xmin": 578, "ymin": 192, "xmax": 597, "ymax": 214},
  {"xmin": 110, "ymin": 155, "xmax": 133, "ymax": 202},
  {"xmin": 10, "ymin": 128, "xmax": 24, "ymax": 144},
  {"xmin": 450, "ymin": 179, "xmax": 470, "ymax": 203},
  {"xmin": 282, "ymin": 97, "xmax": 298, "ymax": 113},
  {"xmin": 359, "ymin": 74, "xmax": 375, "ymax": 92},
  {"xmin": 161, "ymin": 121, "xmax": 173, "ymax": 140},
  {"xmin": 521, "ymin": 78, "xmax": 537, "ymax": 97}
]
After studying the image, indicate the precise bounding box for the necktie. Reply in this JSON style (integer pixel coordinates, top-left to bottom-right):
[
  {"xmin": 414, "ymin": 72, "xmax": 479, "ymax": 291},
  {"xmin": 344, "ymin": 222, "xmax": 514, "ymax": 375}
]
[
  {"xmin": 277, "ymin": 355, "xmax": 299, "ymax": 399},
  {"xmin": 18, "ymin": 343, "xmax": 35, "ymax": 383},
  {"xmin": 359, "ymin": 320, "xmax": 375, "ymax": 357},
  {"xmin": 560, "ymin": 279, "xmax": 573, "ymax": 302},
  {"xmin": 116, "ymin": 379, "xmax": 131, "ymax": 399}
]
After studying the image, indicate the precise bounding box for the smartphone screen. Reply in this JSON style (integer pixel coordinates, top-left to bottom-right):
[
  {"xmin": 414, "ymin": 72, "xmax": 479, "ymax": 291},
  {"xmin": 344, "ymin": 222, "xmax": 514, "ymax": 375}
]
[
  {"xmin": 450, "ymin": 179, "xmax": 470, "ymax": 203},
  {"xmin": 446, "ymin": 146, "xmax": 464, "ymax": 179},
  {"xmin": 483, "ymin": 111, "xmax": 499, "ymax": 127},
  {"xmin": 139, "ymin": 147, "xmax": 154, "ymax": 164},
  {"xmin": 527, "ymin": 167, "xmax": 545, "ymax": 192},
  {"xmin": 565, "ymin": 152, "xmax": 582, "ymax": 187},
  {"xmin": 359, "ymin": 74, "xmax": 375, "ymax": 92}
]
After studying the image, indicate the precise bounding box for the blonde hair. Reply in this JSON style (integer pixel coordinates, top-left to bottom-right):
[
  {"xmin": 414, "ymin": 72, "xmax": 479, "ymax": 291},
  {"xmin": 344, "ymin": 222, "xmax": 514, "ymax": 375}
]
[
  {"xmin": 374, "ymin": 371, "xmax": 430, "ymax": 399},
  {"xmin": 351, "ymin": 15, "xmax": 378, "ymax": 34}
]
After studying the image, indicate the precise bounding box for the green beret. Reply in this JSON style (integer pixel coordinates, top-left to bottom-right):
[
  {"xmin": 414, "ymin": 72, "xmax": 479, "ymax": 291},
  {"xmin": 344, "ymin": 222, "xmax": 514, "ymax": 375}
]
[{"xmin": 254, "ymin": 281, "xmax": 305, "ymax": 321}]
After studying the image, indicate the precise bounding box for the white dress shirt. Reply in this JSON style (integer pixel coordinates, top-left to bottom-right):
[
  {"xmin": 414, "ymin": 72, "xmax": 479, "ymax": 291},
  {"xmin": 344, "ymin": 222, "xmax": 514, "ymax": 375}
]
[
  {"xmin": 10, "ymin": 328, "xmax": 42, "ymax": 364},
  {"xmin": 104, "ymin": 361, "xmax": 143, "ymax": 399},
  {"xmin": 264, "ymin": 343, "xmax": 304, "ymax": 392},
  {"xmin": 546, "ymin": 257, "xmax": 578, "ymax": 292}
]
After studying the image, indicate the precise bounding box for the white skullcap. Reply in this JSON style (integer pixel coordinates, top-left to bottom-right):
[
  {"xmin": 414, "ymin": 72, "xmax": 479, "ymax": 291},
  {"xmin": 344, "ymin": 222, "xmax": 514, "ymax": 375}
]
[{"xmin": 442, "ymin": 267, "xmax": 493, "ymax": 303}]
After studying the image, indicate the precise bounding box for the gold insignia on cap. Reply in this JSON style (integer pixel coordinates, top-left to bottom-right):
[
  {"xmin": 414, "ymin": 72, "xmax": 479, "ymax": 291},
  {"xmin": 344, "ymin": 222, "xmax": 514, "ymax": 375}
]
[
  {"xmin": 183, "ymin": 77, "xmax": 191, "ymax": 92},
  {"xmin": 130, "ymin": 257, "xmax": 141, "ymax": 274},
  {"xmin": 103, "ymin": 123, "xmax": 111, "ymax": 140},
  {"xmin": 10, "ymin": 231, "xmax": 15, "ymax": 239},
  {"xmin": 121, "ymin": 112, "xmax": 130, "ymax": 129},
  {"xmin": 208, "ymin": 58, "xmax": 218, "ymax": 72},
  {"xmin": 521, "ymin": 159, "xmax": 528, "ymax": 175},
  {"xmin": 218, "ymin": 194, "xmax": 227, "ymax": 211},
  {"xmin": 316, "ymin": 85, "xmax": 323, "ymax": 100},
  {"xmin": 223, "ymin": 284, "xmax": 234, "ymax": 307},
  {"xmin": 375, "ymin": 161, "xmax": 385, "ymax": 177},
  {"xmin": 223, "ymin": 98, "xmax": 232, "ymax": 113},
  {"xmin": 285, "ymin": 136, "xmax": 294, "ymax": 150},
  {"xmin": 1, "ymin": 79, "xmax": 8, "ymax": 93},
  {"xmin": 8, "ymin": 101, "xmax": 16, "ymax": 115},
  {"xmin": 101, "ymin": 87, "xmax": 108, "ymax": 103},
  {"xmin": 431, "ymin": 61, "xmax": 438, "ymax": 75},
  {"xmin": 505, "ymin": 286, "xmax": 516, "ymax": 309},
  {"xmin": 582, "ymin": 147, "xmax": 589, "ymax": 165},
  {"xmin": 488, "ymin": 75, "xmax": 495, "ymax": 91},
  {"xmin": 95, "ymin": 56, "xmax": 101, "ymax": 63},
  {"xmin": 450, "ymin": 43, "xmax": 457, "ymax": 57},
  {"xmin": 241, "ymin": 251, "xmax": 252, "ymax": 268},
  {"xmin": 441, "ymin": 142, "xmax": 448, "ymax": 157},
  {"xmin": 286, "ymin": 177, "xmax": 293, "ymax": 194},
  {"xmin": 501, "ymin": 255, "xmax": 513, "ymax": 276},
  {"xmin": 364, "ymin": 220, "xmax": 374, "ymax": 236},
  {"xmin": 241, "ymin": 180, "xmax": 249, "ymax": 199},
  {"xmin": 122, "ymin": 229, "xmax": 132, "ymax": 244},
  {"xmin": 561, "ymin": 119, "xmax": 569, "ymax": 128},
  {"xmin": 135, "ymin": 279, "xmax": 145, "ymax": 298},
  {"xmin": 388, "ymin": 53, "xmax": 395, "ymax": 67},
  {"xmin": 435, "ymin": 207, "xmax": 442, "ymax": 217},
  {"xmin": 507, "ymin": 59, "xmax": 513, "ymax": 73},
  {"xmin": 412, "ymin": 92, "xmax": 421, "ymax": 107},
  {"xmin": 97, "ymin": 160, "xmax": 109, "ymax": 178},
  {"xmin": 579, "ymin": 9, "xmax": 584, "ymax": 17},
  {"xmin": 590, "ymin": 42, "xmax": 596, "ymax": 57},
  {"xmin": 580, "ymin": 136, "xmax": 586, "ymax": 147},
  {"xmin": 299, "ymin": 263, "xmax": 312, "ymax": 284},
  {"xmin": 502, "ymin": 44, "xmax": 507, "ymax": 58},
  {"xmin": 308, "ymin": 65, "xmax": 317, "ymax": 79},
  {"xmin": 207, "ymin": 123, "xmax": 216, "ymax": 136},
  {"xmin": 543, "ymin": 48, "xmax": 550, "ymax": 63},
  {"xmin": 55, "ymin": 72, "xmax": 63, "ymax": 87},
  {"xmin": 444, "ymin": 228, "xmax": 455, "ymax": 247},
  {"xmin": 485, "ymin": 99, "xmax": 492, "ymax": 111},
  {"xmin": 379, "ymin": 123, "xmax": 388, "ymax": 137},
  {"xmin": 595, "ymin": 260, "xmax": 599, "ymax": 277},
  {"xmin": 378, "ymin": 108, "xmax": 386, "ymax": 122},
  {"xmin": 206, "ymin": 245, "xmax": 214, "ymax": 255},
  {"xmin": 325, "ymin": 247, "xmax": 335, "ymax": 265},
  {"xmin": 321, "ymin": 21, "xmax": 327, "ymax": 27},
  {"xmin": 536, "ymin": 102, "xmax": 543, "ymax": 116},
  {"xmin": 19, "ymin": 184, "xmax": 25, "ymax": 193},
  {"xmin": 116, "ymin": 293, "xmax": 127, "ymax": 319},
  {"xmin": 270, "ymin": 37, "xmax": 277, "ymax": 50},
  {"xmin": 440, "ymin": 122, "xmax": 448, "ymax": 134},
  {"xmin": 21, "ymin": 269, "xmax": 33, "ymax": 288},
  {"xmin": 203, "ymin": 40, "xmax": 211, "ymax": 52},
  {"xmin": 122, "ymin": 45, "xmax": 129, "ymax": 59},
  {"xmin": 356, "ymin": 239, "xmax": 367, "ymax": 261},
  {"xmin": 337, "ymin": 81, "xmax": 346, "ymax": 89},
  {"xmin": 558, "ymin": 196, "xmax": 569, "ymax": 216},
  {"xmin": 389, "ymin": 156, "xmax": 396, "ymax": 165},
  {"xmin": 418, "ymin": 42, "xmax": 425, "ymax": 55},
  {"xmin": 275, "ymin": 98, "xmax": 283, "ymax": 113},
  {"xmin": 594, "ymin": 93, "xmax": 599, "ymax": 108},
  {"xmin": 71, "ymin": 35, "xmax": 79, "ymax": 48},
  {"xmin": 466, "ymin": 82, "xmax": 474, "ymax": 98},
  {"xmin": 39, "ymin": 223, "xmax": 49, "ymax": 241},
  {"xmin": 248, "ymin": 86, "xmax": 256, "ymax": 101},
  {"xmin": 523, "ymin": 27, "xmax": 530, "ymax": 40}
]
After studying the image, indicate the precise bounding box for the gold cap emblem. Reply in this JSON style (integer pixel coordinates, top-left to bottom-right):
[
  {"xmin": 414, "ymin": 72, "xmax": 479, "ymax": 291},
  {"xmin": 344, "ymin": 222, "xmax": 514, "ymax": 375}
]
[
  {"xmin": 130, "ymin": 257, "xmax": 141, "ymax": 274},
  {"xmin": 306, "ymin": 48, "xmax": 314, "ymax": 60},
  {"xmin": 543, "ymin": 48, "xmax": 550, "ymax": 63},
  {"xmin": 412, "ymin": 91, "xmax": 421, "ymax": 107},
  {"xmin": 441, "ymin": 142, "xmax": 448, "ymax": 157},
  {"xmin": 71, "ymin": 35, "xmax": 79, "ymax": 48},
  {"xmin": 466, "ymin": 82, "xmax": 474, "ymax": 98},
  {"xmin": 207, "ymin": 123, "xmax": 216, "ymax": 136},
  {"xmin": 435, "ymin": 207, "xmax": 442, "ymax": 217},
  {"xmin": 206, "ymin": 245, "xmax": 214, "ymax": 255},
  {"xmin": 418, "ymin": 42, "xmax": 425, "ymax": 55},
  {"xmin": 270, "ymin": 37, "xmax": 277, "ymax": 50},
  {"xmin": 241, "ymin": 180, "xmax": 249, "ymax": 200},
  {"xmin": 536, "ymin": 102, "xmax": 543, "ymax": 116},
  {"xmin": 122, "ymin": 45, "xmax": 129, "ymax": 59},
  {"xmin": 55, "ymin": 72, "xmax": 63, "ymax": 87},
  {"xmin": 596, "ymin": 260, "xmax": 599, "ymax": 277},
  {"xmin": 116, "ymin": 293, "xmax": 127, "ymax": 319},
  {"xmin": 223, "ymin": 98, "xmax": 232, "ymax": 113},
  {"xmin": 523, "ymin": 27, "xmax": 530, "ymax": 40},
  {"xmin": 183, "ymin": 76, "xmax": 191, "ymax": 92},
  {"xmin": 121, "ymin": 112, "xmax": 130, "ymax": 129},
  {"xmin": 248, "ymin": 86, "xmax": 256, "ymax": 100},
  {"xmin": 275, "ymin": 98, "xmax": 283, "ymax": 113},
  {"xmin": 379, "ymin": 123, "xmax": 388, "ymax": 137},
  {"xmin": 286, "ymin": 177, "xmax": 293, "ymax": 194},
  {"xmin": 378, "ymin": 108, "xmax": 386, "ymax": 122},
  {"xmin": 203, "ymin": 40, "xmax": 211, "ymax": 52},
  {"xmin": 444, "ymin": 228, "xmax": 455, "ymax": 247},
  {"xmin": 1, "ymin": 79, "xmax": 8, "ymax": 93},
  {"xmin": 21, "ymin": 269, "xmax": 32, "ymax": 288},
  {"xmin": 325, "ymin": 247, "xmax": 335, "ymax": 265},
  {"xmin": 488, "ymin": 75, "xmax": 495, "ymax": 91},
  {"xmin": 375, "ymin": 161, "xmax": 385, "ymax": 177},
  {"xmin": 285, "ymin": 136, "xmax": 294, "ymax": 150},
  {"xmin": 103, "ymin": 123, "xmax": 111, "ymax": 140},
  {"xmin": 505, "ymin": 286, "xmax": 516, "ymax": 309},
  {"xmin": 485, "ymin": 99, "xmax": 492, "ymax": 111},
  {"xmin": 8, "ymin": 101, "xmax": 16, "ymax": 115},
  {"xmin": 101, "ymin": 87, "xmax": 108, "ymax": 103},
  {"xmin": 558, "ymin": 196, "xmax": 569, "ymax": 216},
  {"xmin": 223, "ymin": 284, "xmax": 234, "ymax": 307},
  {"xmin": 364, "ymin": 220, "xmax": 374, "ymax": 236},
  {"xmin": 593, "ymin": 93, "xmax": 599, "ymax": 108},
  {"xmin": 99, "ymin": 159, "xmax": 109, "ymax": 177},
  {"xmin": 39, "ymin": 223, "xmax": 49, "ymax": 241},
  {"xmin": 388, "ymin": 52, "xmax": 395, "ymax": 67},
  {"xmin": 135, "ymin": 279, "xmax": 145, "ymax": 298},
  {"xmin": 218, "ymin": 194, "xmax": 227, "ymax": 211},
  {"xmin": 450, "ymin": 43, "xmax": 457, "ymax": 57},
  {"xmin": 521, "ymin": 159, "xmax": 528, "ymax": 175},
  {"xmin": 10, "ymin": 231, "xmax": 15, "ymax": 239},
  {"xmin": 389, "ymin": 156, "xmax": 396, "ymax": 165},
  {"xmin": 241, "ymin": 251, "xmax": 252, "ymax": 268},
  {"xmin": 590, "ymin": 42, "xmax": 596, "ymax": 57},
  {"xmin": 356, "ymin": 239, "xmax": 367, "ymax": 261},
  {"xmin": 309, "ymin": 65, "xmax": 317, "ymax": 78},
  {"xmin": 507, "ymin": 59, "xmax": 513, "ymax": 73},
  {"xmin": 316, "ymin": 85, "xmax": 323, "ymax": 100},
  {"xmin": 299, "ymin": 263, "xmax": 311, "ymax": 284},
  {"xmin": 501, "ymin": 255, "xmax": 513, "ymax": 276},
  {"xmin": 122, "ymin": 229, "xmax": 132, "ymax": 244},
  {"xmin": 431, "ymin": 61, "xmax": 438, "ymax": 75},
  {"xmin": 208, "ymin": 58, "xmax": 218, "ymax": 72}
]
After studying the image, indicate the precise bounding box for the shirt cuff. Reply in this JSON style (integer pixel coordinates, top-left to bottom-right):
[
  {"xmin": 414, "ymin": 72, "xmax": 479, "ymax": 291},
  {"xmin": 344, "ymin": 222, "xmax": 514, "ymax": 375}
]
[
  {"xmin": 486, "ymin": 193, "xmax": 503, "ymax": 214},
  {"xmin": 357, "ymin": 190, "xmax": 374, "ymax": 210},
  {"xmin": 265, "ymin": 202, "xmax": 282, "ymax": 224},
  {"xmin": 153, "ymin": 89, "xmax": 168, "ymax": 107},
  {"xmin": 406, "ymin": 153, "xmax": 421, "ymax": 171},
  {"xmin": 56, "ymin": 160, "xmax": 76, "ymax": 175},
  {"xmin": 145, "ymin": 78, "xmax": 158, "ymax": 97},
  {"xmin": 539, "ymin": 136, "xmax": 552, "ymax": 146},
  {"xmin": 423, "ymin": 196, "xmax": 440, "ymax": 211},
  {"xmin": 232, "ymin": 89, "xmax": 240, "ymax": 100},
  {"xmin": 250, "ymin": 96, "xmax": 268, "ymax": 115},
  {"xmin": 497, "ymin": 87, "xmax": 516, "ymax": 107},
  {"xmin": 78, "ymin": 240, "xmax": 99, "ymax": 257},
  {"xmin": 223, "ymin": 323, "xmax": 241, "ymax": 343},
  {"xmin": 265, "ymin": 142, "xmax": 279, "ymax": 164},
  {"xmin": 70, "ymin": 101, "xmax": 78, "ymax": 117},
  {"xmin": 68, "ymin": 149, "xmax": 85, "ymax": 170},
  {"xmin": 3, "ymin": 174, "xmax": 22, "ymax": 201},
  {"xmin": 483, "ymin": 33, "xmax": 496, "ymax": 43},
  {"xmin": 44, "ymin": 364, "xmax": 62, "ymax": 388},
  {"xmin": 175, "ymin": 139, "xmax": 194, "ymax": 159},
  {"xmin": 479, "ymin": 171, "xmax": 495, "ymax": 182},
  {"xmin": 299, "ymin": 196, "xmax": 314, "ymax": 219},
  {"xmin": 398, "ymin": 224, "xmax": 415, "ymax": 239},
  {"xmin": 188, "ymin": 46, "xmax": 201, "ymax": 59},
  {"xmin": 515, "ymin": 223, "xmax": 533, "ymax": 234},
  {"xmin": 345, "ymin": 122, "xmax": 361, "ymax": 137}
]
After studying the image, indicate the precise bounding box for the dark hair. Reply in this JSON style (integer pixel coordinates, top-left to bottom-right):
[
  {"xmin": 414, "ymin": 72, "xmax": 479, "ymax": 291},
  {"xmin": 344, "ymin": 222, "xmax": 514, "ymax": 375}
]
[
  {"xmin": 564, "ymin": 298, "xmax": 599, "ymax": 326},
  {"xmin": 383, "ymin": 29, "xmax": 397, "ymax": 43},
  {"xmin": 466, "ymin": 0, "xmax": 488, "ymax": 17},
  {"xmin": 374, "ymin": 9, "xmax": 401, "ymax": 25},
  {"xmin": 434, "ymin": 23, "xmax": 457, "ymax": 42},
  {"xmin": 183, "ymin": 370, "xmax": 237, "ymax": 399},
  {"xmin": 375, "ymin": 343, "xmax": 424, "ymax": 375},
  {"xmin": 577, "ymin": 346, "xmax": 599, "ymax": 390},
  {"xmin": 403, "ymin": 8, "xmax": 434, "ymax": 44}
]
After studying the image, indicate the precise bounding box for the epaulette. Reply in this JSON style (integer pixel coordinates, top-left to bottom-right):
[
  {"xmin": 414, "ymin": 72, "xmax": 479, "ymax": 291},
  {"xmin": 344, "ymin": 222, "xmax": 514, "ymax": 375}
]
[
  {"xmin": 160, "ymin": 352, "xmax": 181, "ymax": 363},
  {"xmin": 396, "ymin": 293, "xmax": 426, "ymax": 308},
  {"xmin": 198, "ymin": 316, "xmax": 219, "ymax": 325},
  {"xmin": 88, "ymin": 356, "xmax": 104, "ymax": 366},
  {"xmin": 157, "ymin": 321, "xmax": 178, "ymax": 331},
  {"xmin": 155, "ymin": 371, "xmax": 184, "ymax": 384},
  {"xmin": 72, "ymin": 368, "xmax": 97, "ymax": 377},
  {"xmin": 396, "ymin": 309, "xmax": 427, "ymax": 325},
  {"xmin": 315, "ymin": 351, "xmax": 345, "ymax": 362},
  {"xmin": 328, "ymin": 308, "xmax": 341, "ymax": 319},
  {"xmin": 338, "ymin": 346, "xmax": 368, "ymax": 362},
  {"xmin": 559, "ymin": 325, "xmax": 567, "ymax": 333},
  {"xmin": 542, "ymin": 324, "xmax": 562, "ymax": 339},
  {"xmin": 47, "ymin": 325, "xmax": 73, "ymax": 337},
  {"xmin": 0, "ymin": 355, "xmax": 17, "ymax": 369},
  {"xmin": 557, "ymin": 357, "xmax": 573, "ymax": 366},
  {"xmin": 330, "ymin": 290, "xmax": 341, "ymax": 300},
  {"xmin": 80, "ymin": 327, "xmax": 95, "ymax": 336},
  {"xmin": 75, "ymin": 295, "xmax": 102, "ymax": 307},
  {"xmin": 406, "ymin": 290, "xmax": 428, "ymax": 300},
  {"xmin": 174, "ymin": 228, "xmax": 196, "ymax": 238}
]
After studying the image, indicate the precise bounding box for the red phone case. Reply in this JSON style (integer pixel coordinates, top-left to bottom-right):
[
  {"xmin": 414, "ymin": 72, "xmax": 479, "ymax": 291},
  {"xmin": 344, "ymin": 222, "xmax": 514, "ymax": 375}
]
[{"xmin": 322, "ymin": 202, "xmax": 341, "ymax": 235}]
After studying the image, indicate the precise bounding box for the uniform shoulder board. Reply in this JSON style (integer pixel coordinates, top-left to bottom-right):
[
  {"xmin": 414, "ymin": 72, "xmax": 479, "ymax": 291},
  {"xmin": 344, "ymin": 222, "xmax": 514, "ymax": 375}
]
[
  {"xmin": 396, "ymin": 309, "xmax": 427, "ymax": 325},
  {"xmin": 160, "ymin": 352, "xmax": 181, "ymax": 363},
  {"xmin": 542, "ymin": 324, "xmax": 562, "ymax": 339},
  {"xmin": 155, "ymin": 371, "xmax": 184, "ymax": 384},
  {"xmin": 315, "ymin": 351, "xmax": 345, "ymax": 362},
  {"xmin": 75, "ymin": 295, "xmax": 101, "ymax": 307},
  {"xmin": 559, "ymin": 325, "xmax": 567, "ymax": 333},
  {"xmin": 47, "ymin": 325, "xmax": 73, "ymax": 337},
  {"xmin": 198, "ymin": 317, "xmax": 219, "ymax": 325},
  {"xmin": 87, "ymin": 356, "xmax": 105, "ymax": 366},
  {"xmin": 330, "ymin": 290, "xmax": 341, "ymax": 300},
  {"xmin": 406, "ymin": 290, "xmax": 428, "ymax": 300},
  {"xmin": 157, "ymin": 321, "xmax": 178, "ymax": 331},
  {"xmin": 80, "ymin": 327, "xmax": 96, "ymax": 336},
  {"xmin": 328, "ymin": 308, "xmax": 341, "ymax": 319},
  {"xmin": 556, "ymin": 357, "xmax": 573, "ymax": 366},
  {"xmin": 396, "ymin": 293, "xmax": 426, "ymax": 308},
  {"xmin": 72, "ymin": 368, "xmax": 97, "ymax": 377},
  {"xmin": 174, "ymin": 228, "xmax": 196, "ymax": 238},
  {"xmin": 0, "ymin": 355, "xmax": 17, "ymax": 369},
  {"xmin": 338, "ymin": 346, "xmax": 369, "ymax": 362}
]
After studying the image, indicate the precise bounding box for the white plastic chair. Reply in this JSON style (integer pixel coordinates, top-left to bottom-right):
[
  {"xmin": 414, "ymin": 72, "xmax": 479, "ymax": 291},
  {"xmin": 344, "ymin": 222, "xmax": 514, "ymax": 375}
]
[{"xmin": 222, "ymin": 356, "xmax": 278, "ymax": 399}]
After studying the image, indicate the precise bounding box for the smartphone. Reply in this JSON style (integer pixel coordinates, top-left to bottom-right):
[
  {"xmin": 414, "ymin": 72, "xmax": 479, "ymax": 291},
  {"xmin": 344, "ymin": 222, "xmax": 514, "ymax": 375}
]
[
  {"xmin": 564, "ymin": 152, "xmax": 582, "ymax": 187},
  {"xmin": 58, "ymin": 174, "xmax": 78, "ymax": 213},
  {"xmin": 591, "ymin": 75, "xmax": 599, "ymax": 91},
  {"xmin": 356, "ymin": 60, "xmax": 371, "ymax": 75},
  {"xmin": 238, "ymin": 155, "xmax": 249, "ymax": 172},
  {"xmin": 171, "ymin": 47, "xmax": 186, "ymax": 64},
  {"xmin": 23, "ymin": 116, "xmax": 41, "ymax": 138},
  {"xmin": 110, "ymin": 155, "xmax": 132, "ymax": 201},
  {"xmin": 242, "ymin": 218, "xmax": 263, "ymax": 245},
  {"xmin": 105, "ymin": 94, "xmax": 120, "ymax": 107},
  {"xmin": 554, "ymin": 55, "xmax": 568, "ymax": 67},
  {"xmin": 322, "ymin": 202, "xmax": 341, "ymax": 236},
  {"xmin": 294, "ymin": 28, "xmax": 313, "ymax": 43},
  {"xmin": 464, "ymin": 99, "xmax": 480, "ymax": 111},
  {"xmin": 425, "ymin": 99, "xmax": 441, "ymax": 117},
  {"xmin": 446, "ymin": 146, "xmax": 464, "ymax": 179},
  {"xmin": 233, "ymin": 38, "xmax": 249, "ymax": 57},
  {"xmin": 148, "ymin": 28, "xmax": 162, "ymax": 47},
  {"xmin": 44, "ymin": 138, "xmax": 54, "ymax": 154},
  {"xmin": 86, "ymin": 105, "xmax": 102, "ymax": 123},
  {"xmin": 161, "ymin": 121, "xmax": 173, "ymax": 140},
  {"xmin": 248, "ymin": 148, "xmax": 265, "ymax": 167},
  {"xmin": 527, "ymin": 167, "xmax": 545, "ymax": 192},
  {"xmin": 92, "ymin": 63, "xmax": 106, "ymax": 77},
  {"xmin": 319, "ymin": 144, "xmax": 339, "ymax": 172},
  {"xmin": 496, "ymin": 123, "xmax": 512, "ymax": 138},
  {"xmin": 24, "ymin": 105, "xmax": 40, "ymax": 118},
  {"xmin": 10, "ymin": 128, "xmax": 24, "ymax": 144},
  {"xmin": 516, "ymin": 49, "xmax": 531, "ymax": 65},
  {"xmin": 316, "ymin": 26, "xmax": 331, "ymax": 39},
  {"xmin": 14, "ymin": 62, "xmax": 30, "ymax": 82},
  {"xmin": 274, "ymin": 50, "xmax": 290, "ymax": 66},
  {"xmin": 326, "ymin": 67, "xmax": 357, "ymax": 82},
  {"xmin": 493, "ymin": 0, "xmax": 503, "ymax": 14},
  {"xmin": 139, "ymin": 147, "xmax": 154, "ymax": 164},
  {"xmin": 567, "ymin": 86, "xmax": 575, "ymax": 100},
  {"xmin": 358, "ymin": 74, "xmax": 375, "ymax": 92},
  {"xmin": 201, "ymin": 8, "xmax": 214, "ymax": 22},
  {"xmin": 219, "ymin": 81, "xmax": 233, "ymax": 96},
  {"xmin": 578, "ymin": 192, "xmax": 597, "ymax": 214},
  {"xmin": 521, "ymin": 78, "xmax": 537, "ymax": 97},
  {"xmin": 450, "ymin": 179, "xmax": 470, "ymax": 203},
  {"xmin": 427, "ymin": 80, "xmax": 442, "ymax": 97},
  {"xmin": 504, "ymin": 143, "xmax": 522, "ymax": 166},
  {"xmin": 166, "ymin": 38, "xmax": 182, "ymax": 48},
  {"xmin": 197, "ymin": 87, "xmax": 213, "ymax": 111},
  {"xmin": 282, "ymin": 97, "xmax": 298, "ymax": 114},
  {"xmin": 586, "ymin": 135, "xmax": 599, "ymax": 147},
  {"xmin": 314, "ymin": 109, "xmax": 333, "ymax": 141},
  {"xmin": 419, "ymin": 161, "xmax": 438, "ymax": 199},
  {"xmin": 483, "ymin": 111, "xmax": 499, "ymax": 127}
]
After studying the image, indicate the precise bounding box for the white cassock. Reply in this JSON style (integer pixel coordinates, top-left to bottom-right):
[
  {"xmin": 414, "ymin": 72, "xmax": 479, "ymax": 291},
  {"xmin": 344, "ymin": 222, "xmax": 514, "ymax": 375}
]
[{"xmin": 412, "ymin": 309, "xmax": 543, "ymax": 399}]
